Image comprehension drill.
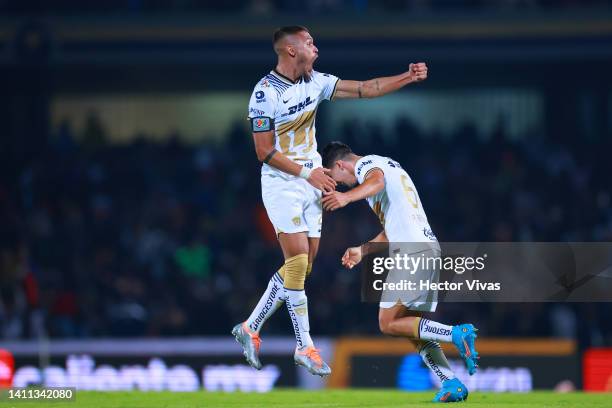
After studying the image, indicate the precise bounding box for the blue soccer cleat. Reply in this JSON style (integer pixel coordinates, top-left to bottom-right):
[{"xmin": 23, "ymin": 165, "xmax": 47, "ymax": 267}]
[
  {"xmin": 433, "ymin": 378, "xmax": 469, "ymax": 403},
  {"xmin": 452, "ymin": 324, "xmax": 479, "ymax": 375}
]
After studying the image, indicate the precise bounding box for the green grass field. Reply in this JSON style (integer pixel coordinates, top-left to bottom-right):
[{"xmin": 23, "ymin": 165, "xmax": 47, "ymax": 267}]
[{"xmin": 1, "ymin": 390, "xmax": 610, "ymax": 408}]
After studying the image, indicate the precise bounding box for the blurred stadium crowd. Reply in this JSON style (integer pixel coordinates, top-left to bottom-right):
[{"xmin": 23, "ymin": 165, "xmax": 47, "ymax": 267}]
[
  {"xmin": 1, "ymin": 112, "xmax": 611, "ymax": 347},
  {"xmin": 1, "ymin": 0, "xmax": 611, "ymax": 14}
]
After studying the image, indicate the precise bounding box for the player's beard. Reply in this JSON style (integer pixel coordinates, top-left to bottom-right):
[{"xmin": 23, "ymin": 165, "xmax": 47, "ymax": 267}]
[
  {"xmin": 303, "ymin": 67, "xmax": 313, "ymax": 80},
  {"xmin": 300, "ymin": 61, "xmax": 313, "ymax": 80}
]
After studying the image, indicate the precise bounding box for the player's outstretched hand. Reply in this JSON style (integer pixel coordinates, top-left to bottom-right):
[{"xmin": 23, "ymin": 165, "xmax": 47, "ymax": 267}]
[
  {"xmin": 408, "ymin": 62, "xmax": 428, "ymax": 82},
  {"xmin": 322, "ymin": 191, "xmax": 350, "ymax": 211},
  {"xmin": 342, "ymin": 246, "xmax": 362, "ymax": 269},
  {"xmin": 308, "ymin": 167, "xmax": 336, "ymax": 192}
]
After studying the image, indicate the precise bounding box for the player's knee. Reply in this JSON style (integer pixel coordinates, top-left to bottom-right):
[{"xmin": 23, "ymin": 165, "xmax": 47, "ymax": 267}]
[
  {"xmin": 378, "ymin": 315, "xmax": 392, "ymax": 335},
  {"xmin": 283, "ymin": 253, "xmax": 309, "ymax": 290}
]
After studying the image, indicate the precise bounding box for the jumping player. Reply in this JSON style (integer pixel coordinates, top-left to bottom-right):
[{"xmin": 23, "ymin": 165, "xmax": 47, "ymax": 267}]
[{"xmin": 233, "ymin": 25, "xmax": 429, "ymax": 377}]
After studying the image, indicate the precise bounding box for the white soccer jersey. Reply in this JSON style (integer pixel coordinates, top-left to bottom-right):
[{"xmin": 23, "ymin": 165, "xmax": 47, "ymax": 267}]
[
  {"xmin": 247, "ymin": 70, "xmax": 339, "ymax": 178},
  {"xmin": 354, "ymin": 155, "xmax": 438, "ymax": 243}
]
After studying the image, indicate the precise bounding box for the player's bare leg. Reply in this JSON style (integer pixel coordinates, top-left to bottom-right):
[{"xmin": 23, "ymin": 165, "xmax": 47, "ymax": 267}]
[
  {"xmin": 278, "ymin": 232, "xmax": 331, "ymax": 377},
  {"xmin": 306, "ymin": 236, "xmax": 319, "ymax": 279},
  {"xmin": 378, "ymin": 302, "xmax": 421, "ymax": 337}
]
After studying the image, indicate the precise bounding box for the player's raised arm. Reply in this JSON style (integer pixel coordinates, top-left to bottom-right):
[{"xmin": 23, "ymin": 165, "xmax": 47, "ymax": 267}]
[
  {"xmin": 321, "ymin": 168, "xmax": 384, "ymax": 211},
  {"xmin": 333, "ymin": 63, "xmax": 428, "ymax": 100},
  {"xmin": 251, "ymin": 129, "xmax": 336, "ymax": 192}
]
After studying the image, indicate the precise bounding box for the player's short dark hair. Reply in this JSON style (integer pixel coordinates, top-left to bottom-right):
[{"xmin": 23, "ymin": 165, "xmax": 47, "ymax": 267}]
[
  {"xmin": 322, "ymin": 141, "xmax": 353, "ymax": 168},
  {"xmin": 273, "ymin": 26, "xmax": 309, "ymax": 46}
]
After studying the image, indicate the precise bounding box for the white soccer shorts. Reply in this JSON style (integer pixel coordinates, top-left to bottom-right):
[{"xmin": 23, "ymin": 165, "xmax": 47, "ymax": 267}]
[{"xmin": 261, "ymin": 173, "xmax": 322, "ymax": 238}]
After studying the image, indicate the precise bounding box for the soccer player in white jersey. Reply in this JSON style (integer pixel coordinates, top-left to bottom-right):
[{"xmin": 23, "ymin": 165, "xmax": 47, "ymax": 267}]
[
  {"xmin": 321, "ymin": 141, "xmax": 479, "ymax": 402},
  {"xmin": 232, "ymin": 25, "xmax": 429, "ymax": 377}
]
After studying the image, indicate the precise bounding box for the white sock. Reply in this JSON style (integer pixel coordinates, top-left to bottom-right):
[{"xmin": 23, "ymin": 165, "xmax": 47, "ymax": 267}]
[
  {"xmin": 284, "ymin": 289, "xmax": 314, "ymax": 349},
  {"xmin": 245, "ymin": 272, "xmax": 285, "ymax": 333},
  {"xmin": 418, "ymin": 318, "xmax": 453, "ymax": 343},
  {"xmin": 418, "ymin": 340, "xmax": 456, "ymax": 384}
]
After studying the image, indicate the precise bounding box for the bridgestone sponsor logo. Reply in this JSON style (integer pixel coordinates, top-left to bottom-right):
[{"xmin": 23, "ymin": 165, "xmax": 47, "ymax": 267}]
[
  {"xmin": 424, "ymin": 324, "xmax": 451, "ymax": 337},
  {"xmin": 286, "ymin": 299, "xmax": 303, "ymax": 348},
  {"xmin": 426, "ymin": 352, "xmax": 449, "ymax": 382},
  {"xmin": 250, "ymin": 283, "xmax": 280, "ymax": 332}
]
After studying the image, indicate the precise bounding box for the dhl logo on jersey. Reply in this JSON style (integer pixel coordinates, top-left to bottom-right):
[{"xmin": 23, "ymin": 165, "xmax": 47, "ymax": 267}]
[{"xmin": 283, "ymin": 96, "xmax": 314, "ymax": 117}]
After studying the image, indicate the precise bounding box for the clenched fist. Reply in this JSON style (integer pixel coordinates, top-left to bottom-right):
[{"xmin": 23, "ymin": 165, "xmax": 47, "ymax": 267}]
[{"xmin": 408, "ymin": 62, "xmax": 428, "ymax": 82}]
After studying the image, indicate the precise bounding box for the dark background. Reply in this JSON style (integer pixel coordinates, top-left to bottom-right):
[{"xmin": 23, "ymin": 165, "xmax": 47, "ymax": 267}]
[{"xmin": 0, "ymin": 1, "xmax": 611, "ymax": 353}]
